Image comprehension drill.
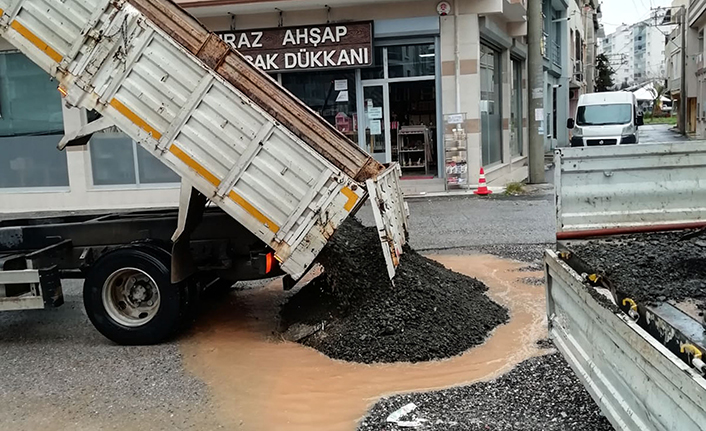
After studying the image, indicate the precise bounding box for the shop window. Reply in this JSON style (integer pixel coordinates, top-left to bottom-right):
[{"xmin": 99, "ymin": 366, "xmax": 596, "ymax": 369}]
[
  {"xmin": 387, "ymin": 44, "xmax": 435, "ymax": 78},
  {"xmin": 389, "ymin": 80, "xmax": 437, "ymax": 175},
  {"xmin": 480, "ymin": 44, "xmax": 502, "ymax": 166},
  {"xmin": 0, "ymin": 52, "xmax": 68, "ymax": 189},
  {"xmin": 358, "ymin": 42, "xmax": 438, "ymax": 175},
  {"xmin": 90, "ymin": 133, "xmax": 179, "ymax": 186},
  {"xmin": 282, "ymin": 70, "xmax": 358, "ymax": 140},
  {"xmin": 361, "ymin": 47, "xmax": 385, "ymax": 80},
  {"xmin": 510, "ymin": 59, "xmax": 523, "ymax": 157}
]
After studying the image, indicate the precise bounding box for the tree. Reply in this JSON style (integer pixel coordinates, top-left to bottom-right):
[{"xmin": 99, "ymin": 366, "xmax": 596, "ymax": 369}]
[
  {"xmin": 619, "ymin": 81, "xmax": 630, "ymax": 90},
  {"xmin": 595, "ymin": 54, "xmax": 615, "ymax": 92},
  {"xmin": 651, "ymin": 83, "xmax": 666, "ymax": 116}
]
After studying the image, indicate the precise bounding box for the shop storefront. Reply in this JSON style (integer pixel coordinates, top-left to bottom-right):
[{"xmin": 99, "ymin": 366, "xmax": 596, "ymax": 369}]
[
  {"xmin": 0, "ymin": 0, "xmax": 529, "ymax": 213},
  {"xmin": 214, "ymin": 20, "xmax": 443, "ymax": 179}
]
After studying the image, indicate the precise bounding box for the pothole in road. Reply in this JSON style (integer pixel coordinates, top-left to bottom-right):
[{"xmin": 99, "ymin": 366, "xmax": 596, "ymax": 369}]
[{"xmin": 180, "ymin": 254, "xmax": 547, "ymax": 431}]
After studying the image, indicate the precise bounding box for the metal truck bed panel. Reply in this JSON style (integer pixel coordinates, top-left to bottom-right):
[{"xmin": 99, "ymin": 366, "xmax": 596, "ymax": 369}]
[
  {"xmin": 0, "ymin": 0, "xmax": 395, "ymax": 279},
  {"xmin": 127, "ymin": 0, "xmax": 382, "ymax": 183},
  {"xmin": 555, "ymin": 143, "xmax": 706, "ymax": 235},
  {"xmin": 545, "ymin": 250, "xmax": 706, "ymax": 431}
]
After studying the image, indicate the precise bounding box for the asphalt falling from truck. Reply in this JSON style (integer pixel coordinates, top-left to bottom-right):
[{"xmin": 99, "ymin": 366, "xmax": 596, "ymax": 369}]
[
  {"xmin": 180, "ymin": 254, "xmax": 548, "ymax": 431},
  {"xmin": 280, "ymin": 218, "xmax": 510, "ymax": 364}
]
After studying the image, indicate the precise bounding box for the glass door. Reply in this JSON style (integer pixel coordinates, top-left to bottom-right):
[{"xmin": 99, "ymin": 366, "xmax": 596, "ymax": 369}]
[
  {"xmin": 480, "ymin": 44, "xmax": 502, "ymax": 166},
  {"xmin": 362, "ymin": 84, "xmax": 390, "ymax": 163}
]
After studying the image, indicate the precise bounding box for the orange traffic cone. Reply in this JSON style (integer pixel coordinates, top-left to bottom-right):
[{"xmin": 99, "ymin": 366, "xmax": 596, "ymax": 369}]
[{"xmin": 474, "ymin": 167, "xmax": 492, "ymax": 195}]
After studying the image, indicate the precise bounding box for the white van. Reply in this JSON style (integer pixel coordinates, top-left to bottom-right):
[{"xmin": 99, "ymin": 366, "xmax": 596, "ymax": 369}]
[{"xmin": 567, "ymin": 91, "xmax": 643, "ymax": 147}]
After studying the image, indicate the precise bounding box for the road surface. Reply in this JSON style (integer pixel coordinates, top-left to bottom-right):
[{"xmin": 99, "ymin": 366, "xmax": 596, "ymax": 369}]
[
  {"xmin": 0, "ymin": 194, "xmax": 557, "ymax": 430},
  {"xmin": 639, "ymin": 123, "xmax": 689, "ymax": 144}
]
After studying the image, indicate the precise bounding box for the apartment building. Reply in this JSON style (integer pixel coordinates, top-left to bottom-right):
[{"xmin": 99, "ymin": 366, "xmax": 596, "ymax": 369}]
[
  {"xmin": 568, "ymin": 0, "xmax": 602, "ymax": 118},
  {"xmin": 601, "ymin": 19, "xmax": 668, "ymax": 88},
  {"xmin": 664, "ymin": 0, "xmax": 706, "ymax": 136},
  {"xmin": 689, "ymin": 0, "xmax": 706, "ymax": 137},
  {"xmin": 0, "ymin": 0, "xmax": 536, "ymax": 213},
  {"xmin": 541, "ymin": 0, "xmax": 571, "ymax": 152}
]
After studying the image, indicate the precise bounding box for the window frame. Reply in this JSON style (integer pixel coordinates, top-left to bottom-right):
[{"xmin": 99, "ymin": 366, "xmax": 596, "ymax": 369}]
[
  {"xmin": 0, "ymin": 51, "xmax": 69, "ymax": 191},
  {"xmin": 88, "ymin": 135, "xmax": 180, "ymax": 190}
]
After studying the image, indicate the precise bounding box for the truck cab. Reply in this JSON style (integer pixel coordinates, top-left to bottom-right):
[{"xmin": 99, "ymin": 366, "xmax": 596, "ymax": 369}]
[{"xmin": 567, "ymin": 91, "xmax": 643, "ymax": 147}]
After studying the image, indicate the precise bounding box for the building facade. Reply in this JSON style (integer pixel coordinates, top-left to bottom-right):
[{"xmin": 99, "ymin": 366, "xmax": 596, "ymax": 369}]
[
  {"xmin": 568, "ymin": 0, "xmax": 602, "ymax": 118},
  {"xmin": 664, "ymin": 0, "xmax": 704, "ymax": 136},
  {"xmin": 1, "ymin": 0, "xmax": 536, "ymax": 214},
  {"xmin": 689, "ymin": 0, "xmax": 706, "ymax": 138},
  {"xmin": 601, "ymin": 20, "xmax": 668, "ymax": 88},
  {"xmin": 541, "ymin": 0, "xmax": 570, "ymax": 152}
]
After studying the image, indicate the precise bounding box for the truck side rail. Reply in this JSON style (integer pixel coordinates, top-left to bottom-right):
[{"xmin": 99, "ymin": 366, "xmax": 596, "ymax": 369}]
[
  {"xmin": 555, "ymin": 142, "xmax": 706, "ymax": 237},
  {"xmin": 545, "ymin": 249, "xmax": 706, "ymax": 431}
]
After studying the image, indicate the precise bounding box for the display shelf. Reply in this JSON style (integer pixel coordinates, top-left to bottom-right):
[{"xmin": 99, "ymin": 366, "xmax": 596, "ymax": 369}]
[
  {"xmin": 443, "ymin": 113, "xmax": 468, "ymax": 190},
  {"xmin": 397, "ymin": 125, "xmax": 431, "ymax": 175}
]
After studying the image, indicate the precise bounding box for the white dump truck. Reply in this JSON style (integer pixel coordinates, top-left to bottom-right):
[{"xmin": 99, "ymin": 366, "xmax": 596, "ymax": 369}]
[
  {"xmin": 546, "ymin": 143, "xmax": 706, "ymax": 430},
  {"xmin": 0, "ymin": 0, "xmax": 408, "ymax": 344}
]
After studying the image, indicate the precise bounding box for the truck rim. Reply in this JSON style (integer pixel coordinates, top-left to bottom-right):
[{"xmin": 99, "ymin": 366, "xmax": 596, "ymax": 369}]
[{"xmin": 102, "ymin": 267, "xmax": 161, "ymax": 327}]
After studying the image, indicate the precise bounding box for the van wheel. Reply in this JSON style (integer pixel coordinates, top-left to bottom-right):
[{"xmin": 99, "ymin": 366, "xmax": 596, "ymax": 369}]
[{"xmin": 83, "ymin": 247, "xmax": 182, "ymax": 345}]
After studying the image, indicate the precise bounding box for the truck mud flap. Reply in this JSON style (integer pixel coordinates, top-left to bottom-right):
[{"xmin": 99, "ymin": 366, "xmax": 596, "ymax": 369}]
[{"xmin": 366, "ymin": 163, "xmax": 409, "ymax": 280}]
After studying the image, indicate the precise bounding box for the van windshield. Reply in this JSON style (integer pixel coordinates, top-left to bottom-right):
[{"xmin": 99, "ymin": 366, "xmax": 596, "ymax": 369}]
[{"xmin": 576, "ymin": 103, "xmax": 632, "ymax": 126}]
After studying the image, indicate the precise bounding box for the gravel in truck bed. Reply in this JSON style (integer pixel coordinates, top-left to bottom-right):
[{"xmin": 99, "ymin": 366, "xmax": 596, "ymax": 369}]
[
  {"xmin": 569, "ymin": 230, "xmax": 706, "ymax": 307},
  {"xmin": 357, "ymin": 353, "xmax": 614, "ymax": 431},
  {"xmin": 279, "ymin": 218, "xmax": 509, "ymax": 364}
]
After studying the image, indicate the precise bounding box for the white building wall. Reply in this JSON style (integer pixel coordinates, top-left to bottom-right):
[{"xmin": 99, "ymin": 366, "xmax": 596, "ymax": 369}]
[
  {"xmin": 601, "ymin": 20, "xmax": 668, "ymax": 88},
  {"xmin": 646, "ymin": 26, "xmax": 668, "ymax": 80}
]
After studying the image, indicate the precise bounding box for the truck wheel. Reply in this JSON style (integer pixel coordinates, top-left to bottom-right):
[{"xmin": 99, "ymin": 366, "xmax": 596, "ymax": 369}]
[{"xmin": 83, "ymin": 248, "xmax": 182, "ymax": 345}]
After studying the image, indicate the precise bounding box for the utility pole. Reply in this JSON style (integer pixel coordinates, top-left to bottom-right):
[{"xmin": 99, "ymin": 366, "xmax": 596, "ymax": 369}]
[
  {"xmin": 528, "ymin": 0, "xmax": 545, "ymax": 184},
  {"xmin": 679, "ymin": 6, "xmax": 687, "ymax": 136}
]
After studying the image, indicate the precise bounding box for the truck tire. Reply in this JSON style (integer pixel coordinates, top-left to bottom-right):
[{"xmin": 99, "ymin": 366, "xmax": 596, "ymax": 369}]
[{"xmin": 83, "ymin": 247, "xmax": 183, "ymax": 345}]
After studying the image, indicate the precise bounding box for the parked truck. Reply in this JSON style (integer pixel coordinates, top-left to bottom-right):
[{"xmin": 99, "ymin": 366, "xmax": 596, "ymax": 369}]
[
  {"xmin": 0, "ymin": 0, "xmax": 408, "ymax": 344},
  {"xmin": 546, "ymin": 143, "xmax": 706, "ymax": 430}
]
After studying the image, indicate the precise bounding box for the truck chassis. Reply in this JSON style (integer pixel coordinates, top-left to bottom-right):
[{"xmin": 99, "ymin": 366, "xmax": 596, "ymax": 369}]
[{"xmin": 0, "ymin": 205, "xmax": 281, "ymax": 344}]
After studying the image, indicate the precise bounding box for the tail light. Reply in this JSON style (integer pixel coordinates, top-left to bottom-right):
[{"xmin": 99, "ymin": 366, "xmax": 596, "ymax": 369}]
[
  {"xmin": 265, "ymin": 252, "xmax": 274, "ymax": 274},
  {"xmin": 253, "ymin": 251, "xmax": 278, "ymax": 275}
]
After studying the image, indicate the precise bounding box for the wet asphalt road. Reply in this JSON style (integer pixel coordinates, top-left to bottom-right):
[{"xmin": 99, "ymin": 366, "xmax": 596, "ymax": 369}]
[
  {"xmin": 0, "ymin": 281, "xmax": 221, "ymax": 431},
  {"xmin": 0, "ymin": 194, "xmax": 556, "ymax": 430},
  {"xmin": 359, "ymin": 193, "xmax": 556, "ymax": 251},
  {"xmin": 638, "ymin": 123, "xmax": 689, "ymax": 144}
]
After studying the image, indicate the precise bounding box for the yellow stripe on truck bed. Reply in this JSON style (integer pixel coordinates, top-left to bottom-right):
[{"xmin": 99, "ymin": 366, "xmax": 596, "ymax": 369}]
[
  {"xmin": 109, "ymin": 99, "xmax": 163, "ymax": 140},
  {"xmin": 228, "ymin": 191, "xmax": 280, "ymax": 234},
  {"xmin": 168, "ymin": 144, "xmax": 279, "ymax": 234},
  {"xmin": 168, "ymin": 144, "xmax": 221, "ymax": 187},
  {"xmin": 10, "ymin": 20, "xmax": 63, "ymax": 63}
]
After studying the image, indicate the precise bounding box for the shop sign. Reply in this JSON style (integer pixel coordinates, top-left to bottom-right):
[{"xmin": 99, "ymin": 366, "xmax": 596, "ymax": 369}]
[{"xmin": 216, "ymin": 22, "xmax": 373, "ymax": 72}]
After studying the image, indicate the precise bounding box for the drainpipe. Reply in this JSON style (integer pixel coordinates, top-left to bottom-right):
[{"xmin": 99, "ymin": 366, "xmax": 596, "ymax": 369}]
[{"xmin": 454, "ymin": 1, "xmax": 461, "ymax": 113}]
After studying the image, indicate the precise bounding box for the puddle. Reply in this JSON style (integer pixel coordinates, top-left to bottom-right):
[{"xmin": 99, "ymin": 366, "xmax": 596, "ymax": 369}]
[{"xmin": 181, "ymin": 254, "xmax": 547, "ymax": 431}]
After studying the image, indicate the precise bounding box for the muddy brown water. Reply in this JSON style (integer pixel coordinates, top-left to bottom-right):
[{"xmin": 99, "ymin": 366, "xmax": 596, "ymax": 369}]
[{"xmin": 181, "ymin": 255, "xmax": 547, "ymax": 431}]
